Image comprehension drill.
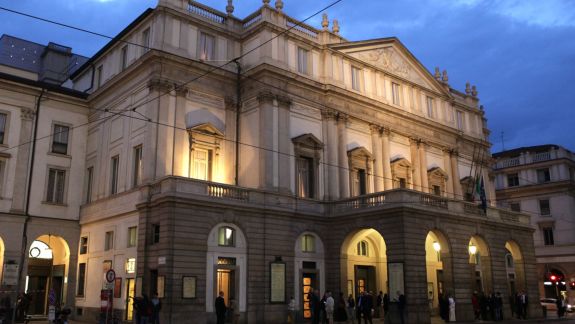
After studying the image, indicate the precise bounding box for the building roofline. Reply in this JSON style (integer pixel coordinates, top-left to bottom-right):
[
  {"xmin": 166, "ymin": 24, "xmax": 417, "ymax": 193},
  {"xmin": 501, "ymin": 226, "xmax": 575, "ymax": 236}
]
[
  {"xmin": 492, "ymin": 144, "xmax": 566, "ymax": 158},
  {"xmin": 69, "ymin": 8, "xmax": 154, "ymax": 80},
  {"xmin": 0, "ymin": 71, "xmax": 88, "ymax": 99}
]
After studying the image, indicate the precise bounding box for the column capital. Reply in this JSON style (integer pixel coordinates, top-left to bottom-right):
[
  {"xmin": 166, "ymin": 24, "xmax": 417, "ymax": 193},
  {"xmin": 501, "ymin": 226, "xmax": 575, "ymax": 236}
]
[
  {"xmin": 21, "ymin": 108, "xmax": 36, "ymax": 121},
  {"xmin": 321, "ymin": 108, "xmax": 338, "ymax": 120},
  {"xmin": 381, "ymin": 127, "xmax": 392, "ymax": 136},
  {"xmin": 336, "ymin": 112, "xmax": 349, "ymax": 123},
  {"xmin": 148, "ymin": 78, "xmax": 175, "ymax": 92},
  {"xmin": 257, "ymin": 90, "xmax": 275, "ymax": 104},
  {"xmin": 175, "ymin": 85, "xmax": 189, "ymax": 97},
  {"xmin": 370, "ymin": 124, "xmax": 383, "ymax": 135}
]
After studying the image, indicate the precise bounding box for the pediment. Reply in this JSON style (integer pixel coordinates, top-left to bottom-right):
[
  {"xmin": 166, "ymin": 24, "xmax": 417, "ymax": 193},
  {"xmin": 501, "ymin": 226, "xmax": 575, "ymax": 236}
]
[
  {"xmin": 292, "ymin": 133, "xmax": 324, "ymax": 149},
  {"xmin": 391, "ymin": 157, "xmax": 411, "ymax": 168},
  {"xmin": 348, "ymin": 146, "xmax": 372, "ymax": 159},
  {"xmin": 331, "ymin": 39, "xmax": 448, "ymax": 95},
  {"xmin": 428, "ymin": 167, "xmax": 449, "ymax": 179},
  {"xmin": 188, "ymin": 123, "xmax": 224, "ymax": 137}
]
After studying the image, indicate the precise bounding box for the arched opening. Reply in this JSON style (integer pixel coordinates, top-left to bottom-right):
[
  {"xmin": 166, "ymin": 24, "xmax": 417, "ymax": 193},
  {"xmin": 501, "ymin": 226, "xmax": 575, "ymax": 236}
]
[
  {"xmin": 504, "ymin": 241, "xmax": 526, "ymax": 297},
  {"xmin": 206, "ymin": 223, "xmax": 247, "ymax": 314},
  {"xmin": 425, "ymin": 230, "xmax": 453, "ymax": 319},
  {"xmin": 294, "ymin": 232, "xmax": 325, "ymax": 320},
  {"xmin": 543, "ymin": 267, "xmax": 567, "ymax": 299},
  {"xmin": 340, "ymin": 229, "xmax": 387, "ymax": 302},
  {"xmin": 26, "ymin": 235, "xmax": 70, "ymax": 315},
  {"xmin": 468, "ymin": 236, "xmax": 492, "ymax": 294}
]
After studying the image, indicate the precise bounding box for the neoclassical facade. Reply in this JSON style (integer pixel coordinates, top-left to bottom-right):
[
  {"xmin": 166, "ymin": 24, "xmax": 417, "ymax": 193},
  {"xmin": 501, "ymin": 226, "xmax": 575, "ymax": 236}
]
[
  {"xmin": 493, "ymin": 145, "xmax": 575, "ymax": 308},
  {"xmin": 0, "ymin": 0, "xmax": 543, "ymax": 323}
]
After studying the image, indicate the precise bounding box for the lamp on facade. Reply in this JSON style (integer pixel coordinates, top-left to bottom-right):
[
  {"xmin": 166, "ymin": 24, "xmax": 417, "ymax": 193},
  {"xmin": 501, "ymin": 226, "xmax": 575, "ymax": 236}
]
[
  {"xmin": 432, "ymin": 241, "xmax": 441, "ymax": 252},
  {"xmin": 468, "ymin": 243, "xmax": 477, "ymax": 255}
]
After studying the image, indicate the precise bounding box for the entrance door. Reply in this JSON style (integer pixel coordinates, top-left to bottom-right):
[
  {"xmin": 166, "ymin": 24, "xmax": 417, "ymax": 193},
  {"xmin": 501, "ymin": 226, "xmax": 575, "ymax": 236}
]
[
  {"xmin": 217, "ymin": 269, "xmax": 235, "ymax": 306},
  {"xmin": 355, "ymin": 266, "xmax": 376, "ymax": 295},
  {"xmin": 126, "ymin": 278, "xmax": 135, "ymax": 321},
  {"xmin": 302, "ymin": 273, "xmax": 317, "ymax": 319}
]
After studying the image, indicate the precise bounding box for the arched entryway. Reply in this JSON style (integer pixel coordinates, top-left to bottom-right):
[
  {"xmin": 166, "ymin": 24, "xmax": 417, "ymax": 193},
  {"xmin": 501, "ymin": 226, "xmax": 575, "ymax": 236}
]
[
  {"xmin": 205, "ymin": 223, "xmax": 247, "ymax": 314},
  {"xmin": 294, "ymin": 232, "xmax": 325, "ymax": 320},
  {"xmin": 340, "ymin": 229, "xmax": 387, "ymax": 300},
  {"xmin": 544, "ymin": 267, "xmax": 567, "ymax": 299},
  {"xmin": 504, "ymin": 241, "xmax": 526, "ymax": 297},
  {"xmin": 425, "ymin": 230, "xmax": 453, "ymax": 319},
  {"xmin": 468, "ymin": 236, "xmax": 493, "ymax": 294},
  {"xmin": 26, "ymin": 235, "xmax": 70, "ymax": 315}
]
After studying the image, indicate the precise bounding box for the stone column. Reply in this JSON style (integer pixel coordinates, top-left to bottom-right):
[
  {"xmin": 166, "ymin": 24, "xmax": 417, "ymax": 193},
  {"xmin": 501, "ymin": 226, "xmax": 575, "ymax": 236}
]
[
  {"xmin": 10, "ymin": 108, "xmax": 35, "ymax": 213},
  {"xmin": 410, "ymin": 138, "xmax": 421, "ymax": 191},
  {"xmin": 382, "ymin": 128, "xmax": 393, "ymax": 190},
  {"xmin": 277, "ymin": 95, "xmax": 291, "ymax": 193},
  {"xmin": 371, "ymin": 125, "xmax": 384, "ymax": 192},
  {"xmin": 258, "ymin": 91, "xmax": 276, "ymax": 190},
  {"xmin": 322, "ymin": 110, "xmax": 339, "ymax": 200},
  {"xmin": 450, "ymin": 151, "xmax": 463, "ymax": 199},
  {"xmin": 337, "ymin": 114, "xmax": 350, "ymax": 198},
  {"xmin": 419, "ymin": 142, "xmax": 429, "ymax": 193},
  {"xmin": 156, "ymin": 87, "xmax": 176, "ymax": 178},
  {"xmin": 443, "ymin": 149, "xmax": 454, "ymax": 199}
]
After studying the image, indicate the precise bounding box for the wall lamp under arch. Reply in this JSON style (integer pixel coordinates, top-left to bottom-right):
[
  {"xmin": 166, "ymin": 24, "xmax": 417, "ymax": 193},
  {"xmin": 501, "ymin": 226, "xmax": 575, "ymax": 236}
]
[
  {"xmin": 432, "ymin": 241, "xmax": 441, "ymax": 252},
  {"xmin": 468, "ymin": 243, "xmax": 477, "ymax": 255}
]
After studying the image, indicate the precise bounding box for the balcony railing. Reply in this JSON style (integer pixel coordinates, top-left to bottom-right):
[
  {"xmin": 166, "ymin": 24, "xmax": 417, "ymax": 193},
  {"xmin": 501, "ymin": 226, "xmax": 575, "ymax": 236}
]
[
  {"xmin": 188, "ymin": 1, "xmax": 226, "ymax": 24},
  {"xmin": 532, "ymin": 152, "xmax": 551, "ymax": 163},
  {"xmin": 141, "ymin": 177, "xmax": 531, "ymax": 226},
  {"xmin": 243, "ymin": 10, "xmax": 263, "ymax": 29},
  {"xmin": 286, "ymin": 17, "xmax": 319, "ymax": 39},
  {"xmin": 500, "ymin": 158, "xmax": 520, "ymax": 168}
]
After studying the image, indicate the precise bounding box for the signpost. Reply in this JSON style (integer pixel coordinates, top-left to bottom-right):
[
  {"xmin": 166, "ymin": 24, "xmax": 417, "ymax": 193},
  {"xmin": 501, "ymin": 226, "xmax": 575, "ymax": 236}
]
[{"xmin": 100, "ymin": 269, "xmax": 116, "ymax": 324}]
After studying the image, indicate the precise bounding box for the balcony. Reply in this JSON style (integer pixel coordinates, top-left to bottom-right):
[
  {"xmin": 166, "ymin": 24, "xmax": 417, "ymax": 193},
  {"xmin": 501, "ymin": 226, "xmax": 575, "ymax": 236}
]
[{"xmin": 136, "ymin": 177, "xmax": 531, "ymax": 226}]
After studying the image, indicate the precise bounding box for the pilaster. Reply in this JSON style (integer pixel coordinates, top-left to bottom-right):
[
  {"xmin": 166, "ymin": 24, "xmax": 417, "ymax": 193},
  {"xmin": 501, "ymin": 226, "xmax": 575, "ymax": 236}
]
[
  {"xmin": 337, "ymin": 113, "xmax": 349, "ymax": 198},
  {"xmin": 450, "ymin": 151, "xmax": 463, "ymax": 199},
  {"xmin": 381, "ymin": 128, "xmax": 393, "ymax": 190},
  {"xmin": 321, "ymin": 109, "xmax": 339, "ymax": 200},
  {"xmin": 443, "ymin": 149, "xmax": 454, "ymax": 199},
  {"xmin": 410, "ymin": 138, "xmax": 422, "ymax": 191},
  {"xmin": 10, "ymin": 107, "xmax": 35, "ymax": 213},
  {"xmin": 419, "ymin": 142, "xmax": 429, "ymax": 193},
  {"xmin": 370, "ymin": 125, "xmax": 384, "ymax": 192}
]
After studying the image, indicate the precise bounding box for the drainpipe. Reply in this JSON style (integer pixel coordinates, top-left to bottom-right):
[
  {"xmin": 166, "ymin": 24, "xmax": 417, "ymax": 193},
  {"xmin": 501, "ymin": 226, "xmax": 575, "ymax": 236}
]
[
  {"xmin": 12, "ymin": 88, "xmax": 45, "ymax": 323},
  {"xmin": 233, "ymin": 60, "xmax": 241, "ymax": 186}
]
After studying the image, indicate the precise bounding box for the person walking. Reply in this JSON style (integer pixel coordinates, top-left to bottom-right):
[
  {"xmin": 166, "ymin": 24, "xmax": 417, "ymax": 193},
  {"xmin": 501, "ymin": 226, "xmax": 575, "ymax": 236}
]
[
  {"xmin": 471, "ymin": 291, "xmax": 480, "ymax": 321},
  {"xmin": 311, "ymin": 289, "xmax": 321, "ymax": 324},
  {"xmin": 287, "ymin": 296, "xmax": 296, "ymax": 324},
  {"xmin": 494, "ymin": 292, "xmax": 503, "ymax": 321},
  {"xmin": 325, "ymin": 291, "xmax": 335, "ymax": 324},
  {"xmin": 448, "ymin": 294, "xmax": 456, "ymax": 322},
  {"xmin": 519, "ymin": 291, "xmax": 528, "ymax": 319},
  {"xmin": 151, "ymin": 292, "xmax": 162, "ymax": 324},
  {"xmin": 397, "ymin": 291, "xmax": 406, "ymax": 324},
  {"xmin": 375, "ymin": 291, "xmax": 382, "ymax": 318},
  {"xmin": 355, "ymin": 293, "xmax": 363, "ymax": 323},
  {"xmin": 383, "ymin": 293, "xmax": 390, "ymax": 323},
  {"xmin": 346, "ymin": 294, "xmax": 355, "ymax": 324},
  {"xmin": 229, "ymin": 298, "xmax": 240, "ymax": 324},
  {"xmin": 362, "ymin": 291, "xmax": 373, "ymax": 324},
  {"xmin": 335, "ymin": 292, "xmax": 347, "ymax": 322},
  {"xmin": 215, "ymin": 291, "xmax": 227, "ymax": 324}
]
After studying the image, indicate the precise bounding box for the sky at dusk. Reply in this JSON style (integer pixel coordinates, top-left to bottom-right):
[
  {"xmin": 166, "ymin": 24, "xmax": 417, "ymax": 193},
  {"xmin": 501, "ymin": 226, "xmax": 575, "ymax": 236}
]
[{"xmin": 1, "ymin": 0, "xmax": 574, "ymax": 153}]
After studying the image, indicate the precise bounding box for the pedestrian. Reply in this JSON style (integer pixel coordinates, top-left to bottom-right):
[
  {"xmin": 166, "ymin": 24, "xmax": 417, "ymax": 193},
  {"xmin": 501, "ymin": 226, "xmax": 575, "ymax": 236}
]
[
  {"xmin": 448, "ymin": 294, "xmax": 456, "ymax": 322},
  {"xmin": 287, "ymin": 296, "xmax": 296, "ymax": 324},
  {"xmin": 362, "ymin": 291, "xmax": 373, "ymax": 324},
  {"xmin": 311, "ymin": 289, "xmax": 321, "ymax": 324},
  {"xmin": 321, "ymin": 292, "xmax": 328, "ymax": 324},
  {"xmin": 325, "ymin": 291, "xmax": 335, "ymax": 324},
  {"xmin": 229, "ymin": 298, "xmax": 240, "ymax": 324},
  {"xmin": 383, "ymin": 293, "xmax": 390, "ymax": 323},
  {"xmin": 141, "ymin": 293, "xmax": 152, "ymax": 324},
  {"xmin": 471, "ymin": 291, "xmax": 480, "ymax": 321},
  {"xmin": 509, "ymin": 293, "xmax": 516, "ymax": 318},
  {"xmin": 397, "ymin": 291, "xmax": 406, "ymax": 324},
  {"xmin": 494, "ymin": 292, "xmax": 503, "ymax": 321},
  {"xmin": 347, "ymin": 294, "xmax": 356, "ymax": 324},
  {"xmin": 375, "ymin": 291, "xmax": 382, "ymax": 318},
  {"xmin": 335, "ymin": 292, "xmax": 347, "ymax": 322},
  {"xmin": 438, "ymin": 293, "xmax": 448, "ymax": 322},
  {"xmin": 151, "ymin": 292, "xmax": 161, "ymax": 324},
  {"xmin": 215, "ymin": 291, "xmax": 227, "ymax": 324},
  {"xmin": 355, "ymin": 292, "xmax": 363, "ymax": 323},
  {"xmin": 519, "ymin": 291, "xmax": 528, "ymax": 319}
]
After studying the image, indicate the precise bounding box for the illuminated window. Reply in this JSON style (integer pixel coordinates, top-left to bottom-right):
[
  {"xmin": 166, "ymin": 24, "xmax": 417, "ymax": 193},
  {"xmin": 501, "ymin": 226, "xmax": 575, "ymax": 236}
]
[
  {"xmin": 218, "ymin": 227, "xmax": 235, "ymax": 247},
  {"xmin": 357, "ymin": 240, "xmax": 368, "ymax": 256},
  {"xmin": 191, "ymin": 148, "xmax": 212, "ymax": 181},
  {"xmin": 125, "ymin": 258, "xmax": 136, "ymax": 274},
  {"xmin": 301, "ymin": 234, "xmax": 315, "ymax": 253}
]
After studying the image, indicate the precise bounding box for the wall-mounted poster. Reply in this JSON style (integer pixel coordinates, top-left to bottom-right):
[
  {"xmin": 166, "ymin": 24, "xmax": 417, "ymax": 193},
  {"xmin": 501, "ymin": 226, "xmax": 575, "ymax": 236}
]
[
  {"xmin": 182, "ymin": 277, "xmax": 197, "ymax": 299},
  {"xmin": 157, "ymin": 276, "xmax": 165, "ymax": 298},
  {"xmin": 270, "ymin": 262, "xmax": 286, "ymax": 303},
  {"xmin": 388, "ymin": 262, "xmax": 405, "ymax": 301},
  {"xmin": 114, "ymin": 278, "xmax": 122, "ymax": 298}
]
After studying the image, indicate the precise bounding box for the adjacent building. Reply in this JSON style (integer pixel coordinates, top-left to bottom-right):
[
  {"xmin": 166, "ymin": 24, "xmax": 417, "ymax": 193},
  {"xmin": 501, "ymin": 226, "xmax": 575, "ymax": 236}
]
[
  {"xmin": 493, "ymin": 144, "xmax": 575, "ymax": 306},
  {"xmin": 0, "ymin": 0, "xmax": 544, "ymax": 323}
]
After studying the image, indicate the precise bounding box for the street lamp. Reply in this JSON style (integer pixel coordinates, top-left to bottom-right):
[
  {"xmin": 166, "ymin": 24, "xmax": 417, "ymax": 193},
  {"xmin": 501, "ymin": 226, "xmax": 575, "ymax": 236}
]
[
  {"xmin": 433, "ymin": 241, "xmax": 441, "ymax": 252},
  {"xmin": 468, "ymin": 243, "xmax": 477, "ymax": 255}
]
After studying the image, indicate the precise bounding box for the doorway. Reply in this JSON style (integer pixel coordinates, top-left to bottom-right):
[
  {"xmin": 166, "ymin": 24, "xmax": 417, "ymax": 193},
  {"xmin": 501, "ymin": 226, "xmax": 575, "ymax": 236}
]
[
  {"xmin": 355, "ymin": 265, "xmax": 376, "ymax": 295},
  {"xmin": 302, "ymin": 272, "xmax": 317, "ymax": 319},
  {"xmin": 126, "ymin": 278, "xmax": 135, "ymax": 321}
]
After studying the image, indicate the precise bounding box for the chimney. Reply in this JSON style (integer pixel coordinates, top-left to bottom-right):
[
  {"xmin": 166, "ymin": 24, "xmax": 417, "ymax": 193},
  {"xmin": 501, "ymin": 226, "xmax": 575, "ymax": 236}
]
[{"xmin": 39, "ymin": 42, "xmax": 73, "ymax": 85}]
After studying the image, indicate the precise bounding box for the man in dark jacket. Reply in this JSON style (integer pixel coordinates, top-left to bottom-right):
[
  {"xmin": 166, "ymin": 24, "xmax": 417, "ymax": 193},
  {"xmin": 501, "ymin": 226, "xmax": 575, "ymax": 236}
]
[
  {"xmin": 215, "ymin": 291, "xmax": 227, "ymax": 324},
  {"xmin": 362, "ymin": 291, "xmax": 373, "ymax": 324},
  {"xmin": 397, "ymin": 291, "xmax": 406, "ymax": 324}
]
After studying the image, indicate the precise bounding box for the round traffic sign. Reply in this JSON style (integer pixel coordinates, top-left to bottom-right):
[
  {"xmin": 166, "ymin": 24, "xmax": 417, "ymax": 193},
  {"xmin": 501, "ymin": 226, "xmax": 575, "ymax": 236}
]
[{"xmin": 105, "ymin": 269, "xmax": 116, "ymax": 283}]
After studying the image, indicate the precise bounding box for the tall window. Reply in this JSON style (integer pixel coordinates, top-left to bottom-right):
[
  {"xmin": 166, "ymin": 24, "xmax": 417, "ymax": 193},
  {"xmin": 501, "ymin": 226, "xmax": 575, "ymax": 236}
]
[
  {"xmin": 352, "ymin": 169, "xmax": 367, "ymax": 196},
  {"xmin": 128, "ymin": 226, "xmax": 137, "ymax": 248},
  {"xmin": 110, "ymin": 155, "xmax": 119, "ymax": 194},
  {"xmin": 507, "ymin": 173, "xmax": 519, "ymax": 187},
  {"xmin": 543, "ymin": 227, "xmax": 554, "ymax": 246},
  {"xmin": 218, "ymin": 226, "xmax": 235, "ymax": 246},
  {"xmin": 199, "ymin": 32, "xmax": 215, "ymax": 61},
  {"xmin": 79, "ymin": 236, "xmax": 88, "ymax": 255},
  {"xmin": 46, "ymin": 168, "xmax": 66, "ymax": 204},
  {"xmin": 539, "ymin": 199, "xmax": 551, "ymax": 216},
  {"xmin": 357, "ymin": 241, "xmax": 368, "ymax": 256},
  {"xmin": 121, "ymin": 46, "xmax": 128, "ymax": 70},
  {"xmin": 297, "ymin": 157, "xmax": 314, "ymax": 199},
  {"xmin": 297, "ymin": 47, "xmax": 309, "ymax": 74},
  {"xmin": 96, "ymin": 65, "xmax": 103, "ymax": 88},
  {"xmin": 301, "ymin": 234, "xmax": 315, "ymax": 253},
  {"xmin": 52, "ymin": 124, "xmax": 69, "ymax": 154},
  {"xmin": 0, "ymin": 113, "xmax": 7, "ymax": 144},
  {"xmin": 351, "ymin": 66, "xmax": 361, "ymax": 91},
  {"xmin": 77, "ymin": 263, "xmax": 86, "ymax": 296},
  {"xmin": 426, "ymin": 96, "xmax": 434, "ymax": 118},
  {"xmin": 133, "ymin": 145, "xmax": 143, "ymax": 187},
  {"xmin": 85, "ymin": 166, "xmax": 93, "ymax": 203},
  {"xmin": 537, "ymin": 168, "xmax": 550, "ymax": 183},
  {"xmin": 399, "ymin": 178, "xmax": 407, "ymax": 189},
  {"xmin": 192, "ymin": 148, "xmax": 211, "ymax": 181},
  {"xmin": 142, "ymin": 28, "xmax": 151, "ymax": 53},
  {"xmin": 392, "ymin": 82, "xmax": 401, "ymax": 105},
  {"xmin": 152, "ymin": 224, "xmax": 160, "ymax": 244},
  {"xmin": 105, "ymin": 231, "xmax": 114, "ymax": 251},
  {"xmin": 456, "ymin": 110, "xmax": 464, "ymax": 130},
  {"xmin": 432, "ymin": 185, "xmax": 441, "ymax": 196}
]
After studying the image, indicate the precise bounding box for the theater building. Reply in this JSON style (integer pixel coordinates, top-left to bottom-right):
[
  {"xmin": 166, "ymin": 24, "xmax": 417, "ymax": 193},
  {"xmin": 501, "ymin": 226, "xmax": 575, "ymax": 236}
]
[{"xmin": 0, "ymin": 0, "xmax": 543, "ymax": 323}]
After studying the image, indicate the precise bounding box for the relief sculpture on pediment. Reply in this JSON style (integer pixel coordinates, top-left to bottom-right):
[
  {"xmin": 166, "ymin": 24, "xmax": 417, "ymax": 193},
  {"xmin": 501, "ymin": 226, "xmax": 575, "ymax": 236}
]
[{"xmin": 354, "ymin": 47, "xmax": 426, "ymax": 87}]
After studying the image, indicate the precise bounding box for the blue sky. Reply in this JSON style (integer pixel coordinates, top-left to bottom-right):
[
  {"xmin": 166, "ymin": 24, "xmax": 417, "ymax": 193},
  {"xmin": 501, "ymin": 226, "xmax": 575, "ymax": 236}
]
[{"xmin": 1, "ymin": 0, "xmax": 574, "ymax": 153}]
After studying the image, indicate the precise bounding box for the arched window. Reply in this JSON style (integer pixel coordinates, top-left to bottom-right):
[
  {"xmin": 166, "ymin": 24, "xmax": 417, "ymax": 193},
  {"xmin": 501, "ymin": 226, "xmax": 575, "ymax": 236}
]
[
  {"xmin": 218, "ymin": 227, "xmax": 235, "ymax": 246},
  {"xmin": 505, "ymin": 253, "xmax": 514, "ymax": 269},
  {"xmin": 301, "ymin": 234, "xmax": 315, "ymax": 253},
  {"xmin": 29, "ymin": 240, "xmax": 53, "ymax": 259},
  {"xmin": 357, "ymin": 240, "xmax": 368, "ymax": 256}
]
